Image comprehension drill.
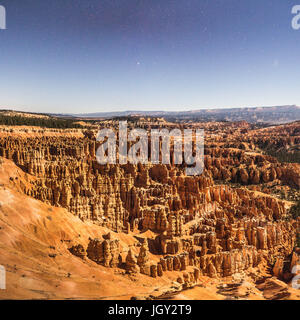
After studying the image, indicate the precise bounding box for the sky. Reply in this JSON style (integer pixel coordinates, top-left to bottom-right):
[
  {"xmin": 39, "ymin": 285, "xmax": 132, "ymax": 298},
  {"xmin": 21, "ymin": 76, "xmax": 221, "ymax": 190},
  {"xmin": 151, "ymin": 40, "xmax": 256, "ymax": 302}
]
[{"xmin": 0, "ymin": 0, "xmax": 299, "ymax": 114}]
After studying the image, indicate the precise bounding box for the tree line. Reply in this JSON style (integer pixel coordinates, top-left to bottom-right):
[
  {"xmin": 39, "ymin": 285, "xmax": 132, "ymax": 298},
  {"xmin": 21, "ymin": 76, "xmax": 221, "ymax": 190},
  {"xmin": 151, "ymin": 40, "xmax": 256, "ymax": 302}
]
[{"xmin": 0, "ymin": 115, "xmax": 83, "ymax": 129}]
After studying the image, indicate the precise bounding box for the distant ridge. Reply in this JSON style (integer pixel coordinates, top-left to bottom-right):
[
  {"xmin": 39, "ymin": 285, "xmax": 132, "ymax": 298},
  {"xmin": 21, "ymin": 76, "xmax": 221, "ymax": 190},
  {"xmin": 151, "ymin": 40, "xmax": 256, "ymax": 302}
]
[
  {"xmin": 1, "ymin": 105, "xmax": 300, "ymax": 124},
  {"xmin": 67, "ymin": 105, "xmax": 300, "ymax": 124}
]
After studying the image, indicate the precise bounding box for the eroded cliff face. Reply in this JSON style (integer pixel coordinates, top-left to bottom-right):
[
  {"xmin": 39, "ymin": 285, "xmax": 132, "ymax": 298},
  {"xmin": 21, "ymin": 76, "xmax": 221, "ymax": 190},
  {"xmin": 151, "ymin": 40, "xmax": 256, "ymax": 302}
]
[{"xmin": 0, "ymin": 120, "xmax": 299, "ymax": 299}]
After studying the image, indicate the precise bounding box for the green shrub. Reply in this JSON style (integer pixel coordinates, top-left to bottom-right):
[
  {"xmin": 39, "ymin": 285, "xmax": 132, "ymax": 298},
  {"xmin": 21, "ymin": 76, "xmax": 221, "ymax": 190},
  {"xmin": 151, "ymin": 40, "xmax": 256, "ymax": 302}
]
[
  {"xmin": 261, "ymin": 146, "xmax": 300, "ymax": 164},
  {"xmin": 296, "ymin": 233, "xmax": 300, "ymax": 248},
  {"xmin": 290, "ymin": 201, "xmax": 300, "ymax": 219}
]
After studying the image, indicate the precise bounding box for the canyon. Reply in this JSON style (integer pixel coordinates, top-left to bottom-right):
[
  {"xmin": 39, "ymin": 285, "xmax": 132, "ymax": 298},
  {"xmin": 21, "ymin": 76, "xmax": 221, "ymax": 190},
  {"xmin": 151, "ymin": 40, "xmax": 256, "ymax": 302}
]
[{"xmin": 0, "ymin": 116, "xmax": 299, "ymax": 300}]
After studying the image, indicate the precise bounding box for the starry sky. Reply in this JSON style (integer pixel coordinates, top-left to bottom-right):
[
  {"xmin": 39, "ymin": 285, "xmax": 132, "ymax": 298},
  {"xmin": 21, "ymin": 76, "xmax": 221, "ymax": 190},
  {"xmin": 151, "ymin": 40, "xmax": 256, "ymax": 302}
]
[{"xmin": 0, "ymin": 0, "xmax": 299, "ymax": 114}]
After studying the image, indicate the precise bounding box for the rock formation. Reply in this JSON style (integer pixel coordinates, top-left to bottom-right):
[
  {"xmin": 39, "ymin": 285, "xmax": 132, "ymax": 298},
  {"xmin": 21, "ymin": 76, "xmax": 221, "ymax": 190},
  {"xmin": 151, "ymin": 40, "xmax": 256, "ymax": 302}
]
[{"xmin": 0, "ymin": 119, "xmax": 299, "ymax": 299}]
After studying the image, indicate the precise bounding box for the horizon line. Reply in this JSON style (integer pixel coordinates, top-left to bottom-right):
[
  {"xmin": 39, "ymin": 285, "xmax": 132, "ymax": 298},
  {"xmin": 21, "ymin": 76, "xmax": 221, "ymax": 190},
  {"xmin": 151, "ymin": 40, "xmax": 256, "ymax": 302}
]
[{"xmin": 0, "ymin": 104, "xmax": 299, "ymax": 116}]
